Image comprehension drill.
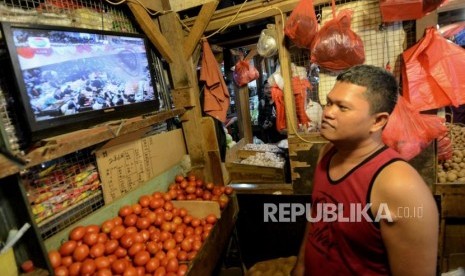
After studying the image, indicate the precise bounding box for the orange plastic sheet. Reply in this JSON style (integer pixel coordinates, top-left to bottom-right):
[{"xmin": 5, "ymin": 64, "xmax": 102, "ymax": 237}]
[
  {"xmin": 379, "ymin": 0, "xmax": 446, "ymax": 22},
  {"xmin": 402, "ymin": 27, "xmax": 465, "ymax": 111}
]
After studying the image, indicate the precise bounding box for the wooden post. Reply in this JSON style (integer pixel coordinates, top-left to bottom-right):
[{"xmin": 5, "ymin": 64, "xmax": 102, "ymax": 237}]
[
  {"xmin": 158, "ymin": 11, "xmax": 209, "ymax": 179},
  {"xmin": 274, "ymin": 14, "xmax": 297, "ymax": 135},
  {"xmin": 236, "ymin": 86, "xmax": 253, "ymax": 143}
]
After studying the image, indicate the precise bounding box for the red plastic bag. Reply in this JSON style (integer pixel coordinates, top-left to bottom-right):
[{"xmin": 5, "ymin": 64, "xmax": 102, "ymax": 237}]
[
  {"xmin": 437, "ymin": 134, "xmax": 452, "ymax": 161},
  {"xmin": 402, "ymin": 27, "xmax": 465, "ymax": 111},
  {"xmin": 284, "ymin": 0, "xmax": 319, "ymax": 48},
  {"xmin": 380, "ymin": 0, "xmax": 446, "ymax": 22},
  {"xmin": 233, "ymin": 60, "xmax": 259, "ymax": 87},
  {"xmin": 310, "ymin": 6, "xmax": 365, "ymax": 72},
  {"xmin": 271, "ymin": 85, "xmax": 287, "ymax": 132},
  {"xmin": 292, "ymin": 77, "xmax": 311, "ymax": 126},
  {"xmin": 382, "ymin": 96, "xmax": 448, "ymax": 160}
]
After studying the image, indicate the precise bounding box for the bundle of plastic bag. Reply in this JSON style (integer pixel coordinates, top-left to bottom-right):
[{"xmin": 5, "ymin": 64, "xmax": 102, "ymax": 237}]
[
  {"xmin": 257, "ymin": 27, "xmax": 278, "ymax": 58},
  {"xmin": 310, "ymin": 9, "xmax": 365, "ymax": 72},
  {"xmin": 233, "ymin": 60, "xmax": 259, "ymax": 87},
  {"xmin": 380, "ymin": 0, "xmax": 447, "ymax": 22}
]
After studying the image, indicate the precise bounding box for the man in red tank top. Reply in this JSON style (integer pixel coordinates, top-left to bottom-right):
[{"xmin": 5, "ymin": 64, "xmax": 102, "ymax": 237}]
[{"xmin": 292, "ymin": 65, "xmax": 438, "ymax": 275}]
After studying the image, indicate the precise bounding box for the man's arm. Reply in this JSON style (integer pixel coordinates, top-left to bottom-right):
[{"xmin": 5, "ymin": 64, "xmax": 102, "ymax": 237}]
[{"xmin": 372, "ymin": 161, "xmax": 439, "ymax": 276}]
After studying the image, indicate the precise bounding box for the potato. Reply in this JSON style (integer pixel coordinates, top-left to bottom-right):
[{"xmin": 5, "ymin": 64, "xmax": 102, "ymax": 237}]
[
  {"xmin": 447, "ymin": 172, "xmax": 458, "ymax": 182},
  {"xmin": 457, "ymin": 177, "xmax": 465, "ymax": 182},
  {"xmin": 438, "ymin": 176, "xmax": 447, "ymax": 183}
]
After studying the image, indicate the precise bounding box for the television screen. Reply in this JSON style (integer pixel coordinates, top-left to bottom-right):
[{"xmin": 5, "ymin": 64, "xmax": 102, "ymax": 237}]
[{"xmin": 1, "ymin": 22, "xmax": 160, "ymax": 142}]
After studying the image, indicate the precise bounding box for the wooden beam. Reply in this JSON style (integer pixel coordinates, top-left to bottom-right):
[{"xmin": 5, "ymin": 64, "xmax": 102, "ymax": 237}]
[
  {"xmin": 172, "ymin": 0, "xmax": 215, "ymax": 12},
  {"xmin": 127, "ymin": 2, "xmax": 175, "ymax": 63},
  {"xmin": 136, "ymin": 0, "xmax": 162, "ymax": 14},
  {"xmin": 236, "ymin": 86, "xmax": 253, "ymax": 143},
  {"xmin": 274, "ymin": 14, "xmax": 297, "ymax": 135},
  {"xmin": 182, "ymin": 0, "xmax": 330, "ymax": 32},
  {"xmin": 183, "ymin": 1, "xmax": 219, "ymax": 59}
]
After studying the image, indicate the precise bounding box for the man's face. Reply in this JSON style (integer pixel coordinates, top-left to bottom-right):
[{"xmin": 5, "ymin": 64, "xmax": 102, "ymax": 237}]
[
  {"xmin": 320, "ymin": 81, "xmax": 376, "ymax": 143},
  {"xmin": 264, "ymin": 84, "xmax": 272, "ymax": 99}
]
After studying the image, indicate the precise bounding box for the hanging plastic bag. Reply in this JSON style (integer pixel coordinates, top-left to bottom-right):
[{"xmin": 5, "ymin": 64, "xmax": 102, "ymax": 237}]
[
  {"xmin": 271, "ymin": 85, "xmax": 286, "ymax": 132},
  {"xmin": 257, "ymin": 26, "xmax": 278, "ymax": 58},
  {"xmin": 380, "ymin": 0, "xmax": 446, "ymax": 22},
  {"xmin": 292, "ymin": 77, "xmax": 311, "ymax": 127},
  {"xmin": 402, "ymin": 27, "xmax": 465, "ymax": 111},
  {"xmin": 437, "ymin": 134, "xmax": 452, "ymax": 161},
  {"xmin": 310, "ymin": 4, "xmax": 365, "ymax": 72},
  {"xmin": 284, "ymin": 0, "xmax": 318, "ymax": 48},
  {"xmin": 233, "ymin": 60, "xmax": 259, "ymax": 87},
  {"xmin": 382, "ymin": 96, "xmax": 448, "ymax": 160}
]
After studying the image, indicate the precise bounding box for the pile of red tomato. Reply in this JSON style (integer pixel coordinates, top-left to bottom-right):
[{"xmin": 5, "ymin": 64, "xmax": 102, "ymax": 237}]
[{"xmin": 48, "ymin": 174, "xmax": 234, "ymax": 276}]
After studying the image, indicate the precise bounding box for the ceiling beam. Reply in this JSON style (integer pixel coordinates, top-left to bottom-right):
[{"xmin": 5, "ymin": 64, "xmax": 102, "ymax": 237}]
[
  {"xmin": 183, "ymin": 1, "xmax": 219, "ymax": 59},
  {"xmin": 138, "ymin": 0, "xmax": 215, "ymax": 13},
  {"xmin": 182, "ymin": 0, "xmax": 330, "ymax": 33},
  {"xmin": 127, "ymin": 2, "xmax": 175, "ymax": 62}
]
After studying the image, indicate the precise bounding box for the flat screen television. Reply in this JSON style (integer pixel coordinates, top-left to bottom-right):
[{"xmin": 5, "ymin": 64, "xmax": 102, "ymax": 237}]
[{"xmin": 0, "ymin": 22, "xmax": 160, "ymax": 146}]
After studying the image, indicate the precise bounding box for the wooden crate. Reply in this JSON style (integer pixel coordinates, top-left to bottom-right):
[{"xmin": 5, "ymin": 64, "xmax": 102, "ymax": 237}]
[
  {"xmin": 44, "ymin": 163, "xmax": 239, "ymax": 275},
  {"xmin": 226, "ymin": 162, "xmax": 285, "ymax": 184},
  {"xmin": 226, "ymin": 139, "xmax": 286, "ymax": 184}
]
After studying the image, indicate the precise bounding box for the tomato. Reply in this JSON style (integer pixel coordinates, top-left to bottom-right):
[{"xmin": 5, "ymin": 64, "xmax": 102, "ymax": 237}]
[
  {"xmin": 72, "ymin": 244, "xmax": 89, "ymax": 262},
  {"xmin": 128, "ymin": 242, "xmax": 145, "ymax": 257},
  {"xmin": 104, "ymin": 239, "xmax": 119, "ymax": 255},
  {"xmin": 179, "ymin": 180, "xmax": 188, "ymax": 189},
  {"xmin": 175, "ymin": 175, "xmax": 184, "ymax": 183},
  {"xmin": 187, "ymin": 174, "xmax": 196, "ymax": 182},
  {"xmin": 218, "ymin": 194, "xmax": 230, "ymax": 209},
  {"xmin": 165, "ymin": 248, "xmax": 178, "ymax": 260},
  {"xmin": 132, "ymin": 203, "xmax": 142, "ymax": 215},
  {"xmin": 168, "ymin": 189, "xmax": 177, "ymax": 200},
  {"xmin": 68, "ymin": 262, "xmax": 81, "ymax": 276},
  {"xmin": 154, "ymin": 250, "xmax": 166, "ymax": 260},
  {"xmin": 123, "ymin": 266, "xmax": 138, "ymax": 276},
  {"xmin": 180, "ymin": 238, "xmax": 192, "ymax": 252},
  {"xmin": 163, "ymin": 238, "xmax": 176, "ymax": 251},
  {"xmin": 183, "ymin": 215, "xmax": 193, "ymax": 225},
  {"xmin": 185, "ymin": 186, "xmax": 196, "ymax": 195},
  {"xmin": 205, "ymin": 182, "xmax": 215, "ymax": 191},
  {"xmin": 110, "ymin": 225, "xmax": 126, "ymax": 240},
  {"xmin": 111, "ymin": 259, "xmax": 128, "ymax": 274},
  {"xmin": 192, "ymin": 240, "xmax": 202, "ymax": 251},
  {"xmin": 59, "ymin": 240, "xmax": 77, "ymax": 256},
  {"xmin": 165, "ymin": 258, "xmax": 179, "ymax": 273},
  {"xmin": 119, "ymin": 233, "xmax": 134, "ymax": 249},
  {"xmin": 202, "ymin": 191, "xmax": 212, "ymax": 200},
  {"xmin": 135, "ymin": 266, "xmax": 146, "ymax": 276},
  {"xmin": 152, "ymin": 192, "xmax": 163, "ymax": 199},
  {"xmin": 69, "ymin": 226, "xmax": 86, "ymax": 241},
  {"xmin": 136, "ymin": 217, "xmax": 151, "ymax": 230},
  {"xmin": 187, "ymin": 250, "xmax": 197, "ymax": 261},
  {"xmin": 124, "ymin": 214, "xmax": 138, "ymax": 227},
  {"xmin": 86, "ymin": 224, "xmax": 100, "ymax": 234},
  {"xmin": 224, "ymin": 186, "xmax": 234, "ymax": 195},
  {"xmin": 54, "ymin": 266, "xmax": 68, "ymax": 276},
  {"xmin": 164, "ymin": 212, "xmax": 174, "ymax": 222},
  {"xmin": 90, "ymin": 242, "xmax": 105, "ymax": 258},
  {"xmin": 60, "ymin": 256, "xmax": 73, "ymax": 267},
  {"xmin": 101, "ymin": 219, "xmax": 115, "ymax": 234},
  {"xmin": 126, "ymin": 226, "xmax": 138, "ymax": 235},
  {"xmin": 140, "ymin": 229, "xmax": 150, "ymax": 242},
  {"xmin": 145, "ymin": 258, "xmax": 160, "ymax": 273},
  {"xmin": 133, "ymin": 250, "xmax": 150, "ymax": 266},
  {"xmin": 114, "ymin": 246, "xmax": 128, "ymax": 258},
  {"xmin": 139, "ymin": 195, "xmax": 151, "ymax": 207},
  {"xmin": 80, "ymin": 259, "xmax": 96, "ymax": 275},
  {"xmin": 190, "ymin": 218, "xmax": 201, "ymax": 228},
  {"xmin": 113, "ymin": 216, "xmax": 123, "ymax": 226},
  {"xmin": 119, "ymin": 205, "xmax": 133, "ymax": 217},
  {"xmin": 146, "ymin": 241, "xmax": 160, "ymax": 255},
  {"xmin": 83, "ymin": 232, "xmax": 99, "ymax": 246},
  {"xmin": 154, "ymin": 266, "xmax": 166, "ymax": 276},
  {"xmin": 97, "ymin": 232, "xmax": 108, "ymax": 244},
  {"xmin": 150, "ymin": 198, "xmax": 165, "ymax": 210},
  {"xmin": 177, "ymin": 250, "xmax": 188, "ymax": 261},
  {"xmin": 96, "ymin": 268, "xmax": 112, "ymax": 276},
  {"xmin": 95, "ymin": 256, "xmax": 110, "ymax": 270},
  {"xmin": 178, "ymin": 264, "xmax": 188, "ymax": 275},
  {"xmin": 21, "ymin": 260, "xmax": 34, "ymax": 273},
  {"xmin": 186, "ymin": 194, "xmax": 196, "ymax": 200},
  {"xmin": 48, "ymin": 250, "xmax": 62, "ymax": 268}
]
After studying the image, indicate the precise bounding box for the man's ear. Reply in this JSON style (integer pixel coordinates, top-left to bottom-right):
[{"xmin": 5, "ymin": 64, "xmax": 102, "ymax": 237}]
[{"xmin": 370, "ymin": 112, "xmax": 390, "ymax": 132}]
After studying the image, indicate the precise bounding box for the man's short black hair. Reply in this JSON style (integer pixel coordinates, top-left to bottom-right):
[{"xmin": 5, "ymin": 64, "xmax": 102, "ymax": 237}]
[{"xmin": 336, "ymin": 65, "xmax": 398, "ymax": 114}]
